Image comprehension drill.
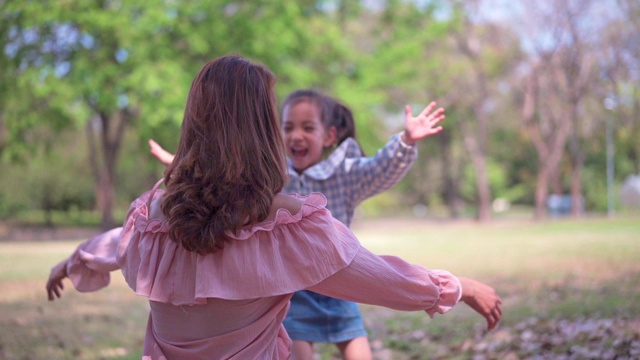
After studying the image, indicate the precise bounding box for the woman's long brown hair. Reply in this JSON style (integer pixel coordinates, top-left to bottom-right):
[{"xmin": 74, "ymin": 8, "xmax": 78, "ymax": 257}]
[{"xmin": 161, "ymin": 55, "xmax": 287, "ymax": 254}]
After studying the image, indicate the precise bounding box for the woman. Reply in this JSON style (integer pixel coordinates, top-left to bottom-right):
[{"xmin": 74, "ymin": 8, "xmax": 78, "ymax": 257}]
[{"xmin": 47, "ymin": 54, "xmax": 502, "ymax": 359}]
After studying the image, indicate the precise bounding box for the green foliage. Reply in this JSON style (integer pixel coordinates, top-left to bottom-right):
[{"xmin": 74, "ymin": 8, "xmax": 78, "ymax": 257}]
[
  {"xmin": 489, "ymin": 126, "xmax": 539, "ymax": 205},
  {"xmin": 0, "ymin": 126, "xmax": 155, "ymax": 224},
  {"xmin": 0, "ymin": 131, "xmax": 94, "ymax": 220},
  {"xmin": 115, "ymin": 130, "xmax": 165, "ymax": 204},
  {"xmin": 1, "ymin": 0, "xmax": 351, "ymax": 226},
  {"xmin": 357, "ymin": 191, "xmax": 410, "ymax": 219},
  {"xmin": 0, "ymin": 0, "xmax": 638, "ymax": 223},
  {"xmin": 615, "ymin": 123, "xmax": 640, "ymax": 176}
]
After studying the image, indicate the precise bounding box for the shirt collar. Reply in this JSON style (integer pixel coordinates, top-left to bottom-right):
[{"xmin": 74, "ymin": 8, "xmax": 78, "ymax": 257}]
[{"xmin": 288, "ymin": 138, "xmax": 363, "ymax": 180}]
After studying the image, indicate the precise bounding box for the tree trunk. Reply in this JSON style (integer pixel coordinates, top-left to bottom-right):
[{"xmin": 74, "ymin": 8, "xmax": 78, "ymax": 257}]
[
  {"xmin": 86, "ymin": 119, "xmax": 103, "ymax": 213},
  {"xmin": 471, "ymin": 96, "xmax": 491, "ymax": 222},
  {"xmin": 568, "ymin": 102, "xmax": 584, "ymax": 218},
  {"xmin": 453, "ymin": 18, "xmax": 493, "ymax": 222},
  {"xmin": 98, "ymin": 171, "xmax": 115, "ymax": 229},
  {"xmin": 86, "ymin": 109, "xmax": 129, "ymax": 230},
  {"xmin": 473, "ymin": 154, "xmax": 492, "ymax": 221},
  {"xmin": 550, "ymin": 166, "xmax": 564, "ymax": 195},
  {"xmin": 522, "ymin": 57, "xmax": 580, "ymax": 220},
  {"xmin": 438, "ymin": 130, "xmax": 462, "ymax": 219},
  {"xmin": 460, "ymin": 121, "xmax": 492, "ymax": 222},
  {"xmin": 535, "ymin": 163, "xmax": 551, "ymax": 219},
  {"xmin": 570, "ymin": 152, "xmax": 584, "ymax": 217}
]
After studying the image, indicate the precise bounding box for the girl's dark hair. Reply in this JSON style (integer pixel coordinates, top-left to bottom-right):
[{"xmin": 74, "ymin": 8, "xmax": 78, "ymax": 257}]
[
  {"xmin": 330, "ymin": 99, "xmax": 359, "ymax": 149},
  {"xmin": 161, "ymin": 54, "xmax": 287, "ymax": 254},
  {"xmin": 281, "ymin": 89, "xmax": 361, "ymax": 149}
]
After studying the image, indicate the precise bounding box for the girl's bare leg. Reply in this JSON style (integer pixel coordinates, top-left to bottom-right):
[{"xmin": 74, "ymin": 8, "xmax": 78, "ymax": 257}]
[
  {"xmin": 290, "ymin": 340, "xmax": 314, "ymax": 360},
  {"xmin": 337, "ymin": 336, "xmax": 372, "ymax": 360}
]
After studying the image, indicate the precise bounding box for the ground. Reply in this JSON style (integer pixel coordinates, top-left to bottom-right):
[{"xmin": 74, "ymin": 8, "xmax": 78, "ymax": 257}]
[{"xmin": 0, "ymin": 221, "xmax": 101, "ymax": 242}]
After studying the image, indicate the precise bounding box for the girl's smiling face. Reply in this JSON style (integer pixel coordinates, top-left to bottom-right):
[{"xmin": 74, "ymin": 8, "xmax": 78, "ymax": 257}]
[{"xmin": 282, "ymin": 100, "xmax": 336, "ymax": 173}]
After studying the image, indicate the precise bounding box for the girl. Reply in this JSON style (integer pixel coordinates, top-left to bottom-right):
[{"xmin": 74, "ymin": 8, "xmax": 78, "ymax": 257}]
[
  {"xmin": 47, "ymin": 55, "xmax": 502, "ymax": 359},
  {"xmin": 280, "ymin": 90, "xmax": 444, "ymax": 360}
]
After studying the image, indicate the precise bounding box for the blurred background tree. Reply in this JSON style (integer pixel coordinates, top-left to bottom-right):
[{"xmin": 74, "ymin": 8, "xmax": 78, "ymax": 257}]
[{"xmin": 1, "ymin": 0, "xmax": 638, "ymax": 229}]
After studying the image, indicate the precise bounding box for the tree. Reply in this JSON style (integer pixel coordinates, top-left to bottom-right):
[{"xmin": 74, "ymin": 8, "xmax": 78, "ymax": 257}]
[
  {"xmin": 341, "ymin": 0, "xmax": 465, "ymax": 216},
  {"xmin": 603, "ymin": 0, "xmax": 640, "ymax": 176},
  {"xmin": 513, "ymin": 0, "xmax": 602, "ymax": 219},
  {"xmin": 521, "ymin": 59, "xmax": 573, "ymax": 219},
  {"xmin": 553, "ymin": 0, "xmax": 600, "ymax": 218},
  {"xmin": 4, "ymin": 1, "xmax": 188, "ymax": 227},
  {"xmin": 2, "ymin": 1, "xmax": 335, "ymax": 228},
  {"xmin": 417, "ymin": 0, "xmax": 522, "ymax": 220}
]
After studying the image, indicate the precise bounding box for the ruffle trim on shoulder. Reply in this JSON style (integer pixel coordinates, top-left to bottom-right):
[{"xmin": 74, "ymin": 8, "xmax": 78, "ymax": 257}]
[
  {"xmin": 117, "ymin": 192, "xmax": 361, "ymax": 305},
  {"xmin": 229, "ymin": 192, "xmax": 327, "ymax": 239}
]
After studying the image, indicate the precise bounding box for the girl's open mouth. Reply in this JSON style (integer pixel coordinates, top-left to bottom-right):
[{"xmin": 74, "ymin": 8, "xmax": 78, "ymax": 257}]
[{"xmin": 290, "ymin": 148, "xmax": 308, "ymax": 157}]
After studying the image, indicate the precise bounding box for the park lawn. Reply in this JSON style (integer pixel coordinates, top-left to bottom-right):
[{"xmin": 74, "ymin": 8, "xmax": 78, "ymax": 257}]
[
  {"xmin": 0, "ymin": 215, "xmax": 639, "ymax": 359},
  {"xmin": 0, "ymin": 241, "xmax": 147, "ymax": 360}
]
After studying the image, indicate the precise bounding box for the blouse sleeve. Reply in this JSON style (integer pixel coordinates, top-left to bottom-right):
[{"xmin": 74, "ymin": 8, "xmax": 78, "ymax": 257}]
[
  {"xmin": 66, "ymin": 188, "xmax": 157, "ymax": 293},
  {"xmin": 66, "ymin": 227, "xmax": 123, "ymax": 292},
  {"xmin": 306, "ymin": 219, "xmax": 461, "ymax": 317}
]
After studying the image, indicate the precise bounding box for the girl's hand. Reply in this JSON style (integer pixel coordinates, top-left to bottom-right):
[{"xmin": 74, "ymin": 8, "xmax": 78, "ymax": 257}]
[
  {"xmin": 458, "ymin": 277, "xmax": 503, "ymax": 330},
  {"xmin": 46, "ymin": 259, "xmax": 69, "ymax": 301},
  {"xmin": 402, "ymin": 102, "xmax": 445, "ymax": 145},
  {"xmin": 148, "ymin": 139, "xmax": 175, "ymax": 165}
]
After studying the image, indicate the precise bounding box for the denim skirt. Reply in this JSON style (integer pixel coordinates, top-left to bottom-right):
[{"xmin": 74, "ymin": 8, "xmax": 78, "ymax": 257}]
[{"xmin": 283, "ymin": 290, "xmax": 367, "ymax": 343}]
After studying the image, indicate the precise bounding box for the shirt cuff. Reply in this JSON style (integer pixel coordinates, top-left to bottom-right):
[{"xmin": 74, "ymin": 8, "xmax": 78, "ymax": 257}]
[{"xmin": 397, "ymin": 132, "xmax": 415, "ymax": 149}]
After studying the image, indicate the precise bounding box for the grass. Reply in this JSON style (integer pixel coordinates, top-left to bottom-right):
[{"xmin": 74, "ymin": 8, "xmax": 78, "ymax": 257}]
[
  {"xmin": 0, "ymin": 215, "xmax": 639, "ymax": 359},
  {"xmin": 0, "ymin": 241, "xmax": 147, "ymax": 360}
]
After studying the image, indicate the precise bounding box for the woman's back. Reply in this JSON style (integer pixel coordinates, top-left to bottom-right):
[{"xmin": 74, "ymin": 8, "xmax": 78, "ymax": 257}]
[
  {"xmin": 149, "ymin": 297, "xmax": 291, "ymax": 359},
  {"xmin": 115, "ymin": 189, "xmax": 361, "ymax": 358}
]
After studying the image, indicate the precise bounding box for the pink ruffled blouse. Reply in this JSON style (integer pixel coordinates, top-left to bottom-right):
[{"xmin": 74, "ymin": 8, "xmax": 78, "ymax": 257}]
[{"xmin": 66, "ymin": 188, "xmax": 462, "ymax": 359}]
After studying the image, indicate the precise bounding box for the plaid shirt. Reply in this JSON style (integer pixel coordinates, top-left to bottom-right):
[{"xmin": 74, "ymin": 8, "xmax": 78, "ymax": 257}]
[{"xmin": 284, "ymin": 133, "xmax": 417, "ymax": 226}]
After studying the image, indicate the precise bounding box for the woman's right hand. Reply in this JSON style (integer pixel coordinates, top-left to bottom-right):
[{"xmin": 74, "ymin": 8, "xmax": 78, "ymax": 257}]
[
  {"xmin": 46, "ymin": 259, "xmax": 69, "ymax": 301},
  {"xmin": 458, "ymin": 277, "xmax": 503, "ymax": 330}
]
